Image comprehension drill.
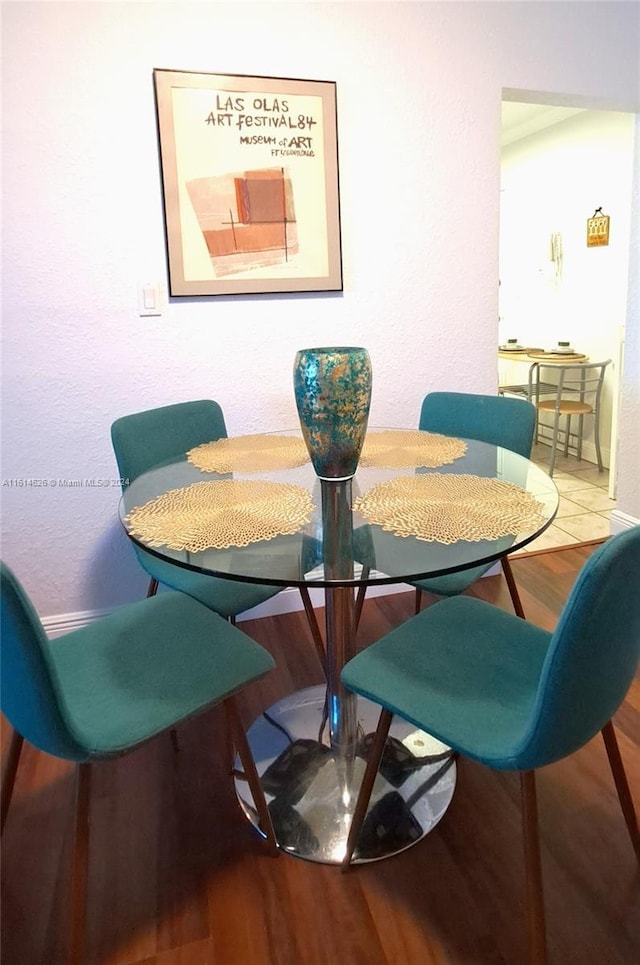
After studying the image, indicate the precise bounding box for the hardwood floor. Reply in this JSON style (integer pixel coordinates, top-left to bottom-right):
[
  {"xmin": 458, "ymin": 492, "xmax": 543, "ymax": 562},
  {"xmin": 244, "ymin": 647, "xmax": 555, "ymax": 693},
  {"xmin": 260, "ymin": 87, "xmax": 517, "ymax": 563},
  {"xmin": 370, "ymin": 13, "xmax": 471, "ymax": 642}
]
[{"xmin": 2, "ymin": 542, "xmax": 639, "ymax": 964}]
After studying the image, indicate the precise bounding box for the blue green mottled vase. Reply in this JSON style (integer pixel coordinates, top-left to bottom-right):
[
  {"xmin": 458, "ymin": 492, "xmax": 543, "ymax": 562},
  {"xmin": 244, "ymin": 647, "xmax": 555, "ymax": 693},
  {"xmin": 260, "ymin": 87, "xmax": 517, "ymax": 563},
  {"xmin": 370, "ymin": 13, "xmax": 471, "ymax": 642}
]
[{"xmin": 293, "ymin": 346, "xmax": 372, "ymax": 480}]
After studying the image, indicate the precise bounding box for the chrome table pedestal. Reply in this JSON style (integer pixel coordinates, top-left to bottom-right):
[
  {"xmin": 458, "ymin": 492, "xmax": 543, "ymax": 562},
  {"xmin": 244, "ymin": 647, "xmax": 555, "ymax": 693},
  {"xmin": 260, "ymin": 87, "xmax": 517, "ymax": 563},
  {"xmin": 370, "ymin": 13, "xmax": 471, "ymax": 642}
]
[
  {"xmin": 234, "ymin": 478, "xmax": 456, "ymax": 864},
  {"xmin": 234, "ymin": 684, "xmax": 455, "ymax": 864}
]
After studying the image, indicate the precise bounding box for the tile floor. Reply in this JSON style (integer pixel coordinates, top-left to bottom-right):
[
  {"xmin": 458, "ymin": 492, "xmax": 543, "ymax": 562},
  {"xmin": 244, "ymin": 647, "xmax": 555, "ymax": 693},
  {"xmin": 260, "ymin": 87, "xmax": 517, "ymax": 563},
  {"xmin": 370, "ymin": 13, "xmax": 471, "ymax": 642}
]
[{"xmin": 514, "ymin": 441, "xmax": 615, "ymax": 555}]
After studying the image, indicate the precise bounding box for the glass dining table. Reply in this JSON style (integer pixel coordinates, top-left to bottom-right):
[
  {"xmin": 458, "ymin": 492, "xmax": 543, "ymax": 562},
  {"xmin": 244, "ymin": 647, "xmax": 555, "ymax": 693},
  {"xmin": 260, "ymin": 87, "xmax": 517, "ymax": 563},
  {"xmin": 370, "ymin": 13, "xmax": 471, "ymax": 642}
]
[{"xmin": 119, "ymin": 428, "xmax": 558, "ymax": 865}]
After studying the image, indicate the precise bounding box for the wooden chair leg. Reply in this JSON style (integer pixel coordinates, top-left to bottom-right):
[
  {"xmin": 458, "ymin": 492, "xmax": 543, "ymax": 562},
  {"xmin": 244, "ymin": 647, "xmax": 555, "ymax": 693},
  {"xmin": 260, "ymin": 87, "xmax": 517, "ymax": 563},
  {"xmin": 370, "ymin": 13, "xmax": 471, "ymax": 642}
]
[
  {"xmin": 341, "ymin": 708, "xmax": 393, "ymax": 871},
  {"xmin": 298, "ymin": 585, "xmax": 326, "ymax": 672},
  {"xmin": 354, "ymin": 567, "xmax": 370, "ymax": 631},
  {"xmin": 601, "ymin": 720, "xmax": 640, "ymax": 863},
  {"xmin": 502, "ymin": 557, "xmax": 526, "ymax": 618},
  {"xmin": 224, "ymin": 696, "xmax": 278, "ymax": 855},
  {"xmin": 1, "ymin": 729, "xmax": 24, "ymax": 834},
  {"xmin": 520, "ymin": 770, "xmax": 547, "ymax": 965},
  {"xmin": 146, "ymin": 577, "xmax": 159, "ymax": 598},
  {"xmin": 70, "ymin": 763, "xmax": 91, "ymax": 965}
]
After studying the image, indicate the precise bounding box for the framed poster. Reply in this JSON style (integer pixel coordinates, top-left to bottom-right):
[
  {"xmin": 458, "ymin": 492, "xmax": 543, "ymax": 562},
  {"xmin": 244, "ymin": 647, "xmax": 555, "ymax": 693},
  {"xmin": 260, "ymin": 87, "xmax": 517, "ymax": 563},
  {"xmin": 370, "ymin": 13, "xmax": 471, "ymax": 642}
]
[{"xmin": 153, "ymin": 69, "xmax": 343, "ymax": 296}]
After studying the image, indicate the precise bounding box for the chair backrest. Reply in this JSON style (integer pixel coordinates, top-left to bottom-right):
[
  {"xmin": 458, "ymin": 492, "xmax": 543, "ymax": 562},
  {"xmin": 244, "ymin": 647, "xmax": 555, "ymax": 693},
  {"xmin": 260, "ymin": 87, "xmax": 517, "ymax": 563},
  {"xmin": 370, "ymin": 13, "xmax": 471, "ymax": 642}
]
[
  {"xmin": 111, "ymin": 400, "xmax": 227, "ymax": 485},
  {"xmin": 419, "ymin": 391, "xmax": 536, "ymax": 458},
  {"xmin": 1, "ymin": 563, "xmax": 89, "ymax": 761},
  {"xmin": 519, "ymin": 526, "xmax": 640, "ymax": 769},
  {"xmin": 537, "ymin": 360, "xmax": 611, "ymax": 412}
]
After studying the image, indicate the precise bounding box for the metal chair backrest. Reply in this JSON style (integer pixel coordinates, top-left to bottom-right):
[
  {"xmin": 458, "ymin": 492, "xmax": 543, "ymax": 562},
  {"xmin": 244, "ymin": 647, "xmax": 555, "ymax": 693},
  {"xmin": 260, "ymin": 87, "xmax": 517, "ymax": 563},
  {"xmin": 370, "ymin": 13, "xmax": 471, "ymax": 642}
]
[{"xmin": 537, "ymin": 360, "xmax": 611, "ymax": 413}]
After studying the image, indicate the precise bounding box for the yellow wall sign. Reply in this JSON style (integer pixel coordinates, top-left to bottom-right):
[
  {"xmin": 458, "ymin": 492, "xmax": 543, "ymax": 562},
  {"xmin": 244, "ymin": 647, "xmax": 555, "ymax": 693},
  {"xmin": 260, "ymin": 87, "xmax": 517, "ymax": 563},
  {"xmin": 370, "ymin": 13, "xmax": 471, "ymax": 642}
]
[{"xmin": 587, "ymin": 209, "xmax": 610, "ymax": 247}]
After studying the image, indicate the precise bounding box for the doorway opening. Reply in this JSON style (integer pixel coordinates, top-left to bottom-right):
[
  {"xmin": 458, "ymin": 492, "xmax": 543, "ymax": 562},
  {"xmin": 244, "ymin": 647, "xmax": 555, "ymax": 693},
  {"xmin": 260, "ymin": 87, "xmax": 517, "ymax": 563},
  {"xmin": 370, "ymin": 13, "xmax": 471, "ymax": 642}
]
[{"xmin": 498, "ymin": 94, "xmax": 635, "ymax": 550}]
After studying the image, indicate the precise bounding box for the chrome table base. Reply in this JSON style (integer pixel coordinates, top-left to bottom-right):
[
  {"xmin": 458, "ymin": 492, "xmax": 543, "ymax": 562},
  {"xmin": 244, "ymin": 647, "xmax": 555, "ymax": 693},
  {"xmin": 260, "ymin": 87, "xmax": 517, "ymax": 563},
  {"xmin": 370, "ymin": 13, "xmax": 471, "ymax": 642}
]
[{"xmin": 234, "ymin": 684, "xmax": 456, "ymax": 864}]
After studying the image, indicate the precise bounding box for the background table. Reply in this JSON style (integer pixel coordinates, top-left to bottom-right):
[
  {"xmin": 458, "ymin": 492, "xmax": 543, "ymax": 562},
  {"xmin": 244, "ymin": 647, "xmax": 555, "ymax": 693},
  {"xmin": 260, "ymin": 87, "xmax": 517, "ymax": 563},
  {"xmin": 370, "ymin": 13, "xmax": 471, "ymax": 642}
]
[{"xmin": 120, "ymin": 430, "xmax": 558, "ymax": 864}]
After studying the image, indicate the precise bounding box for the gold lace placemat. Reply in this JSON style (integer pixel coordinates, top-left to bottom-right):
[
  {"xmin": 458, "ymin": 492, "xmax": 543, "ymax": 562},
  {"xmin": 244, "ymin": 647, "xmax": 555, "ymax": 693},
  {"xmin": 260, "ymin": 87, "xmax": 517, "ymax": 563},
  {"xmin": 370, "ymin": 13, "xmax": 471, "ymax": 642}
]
[
  {"xmin": 354, "ymin": 474, "xmax": 545, "ymax": 544},
  {"xmin": 125, "ymin": 479, "xmax": 314, "ymax": 551},
  {"xmin": 188, "ymin": 434, "xmax": 309, "ymax": 473},
  {"xmin": 360, "ymin": 430, "xmax": 467, "ymax": 469}
]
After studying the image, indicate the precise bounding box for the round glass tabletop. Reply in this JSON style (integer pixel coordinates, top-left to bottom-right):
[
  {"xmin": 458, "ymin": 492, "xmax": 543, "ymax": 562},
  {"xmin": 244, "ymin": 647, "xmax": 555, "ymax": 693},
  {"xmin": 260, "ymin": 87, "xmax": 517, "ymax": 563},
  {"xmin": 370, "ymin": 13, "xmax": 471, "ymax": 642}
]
[{"xmin": 119, "ymin": 429, "xmax": 558, "ymax": 589}]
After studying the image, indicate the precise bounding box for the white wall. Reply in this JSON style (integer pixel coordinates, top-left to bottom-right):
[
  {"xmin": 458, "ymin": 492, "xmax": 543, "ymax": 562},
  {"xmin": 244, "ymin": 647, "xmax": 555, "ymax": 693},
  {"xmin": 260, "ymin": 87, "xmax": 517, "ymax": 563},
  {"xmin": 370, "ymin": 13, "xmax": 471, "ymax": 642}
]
[
  {"xmin": 616, "ymin": 115, "xmax": 640, "ymax": 526},
  {"xmin": 498, "ymin": 110, "xmax": 636, "ymax": 468},
  {"xmin": 2, "ymin": 1, "xmax": 639, "ymax": 621}
]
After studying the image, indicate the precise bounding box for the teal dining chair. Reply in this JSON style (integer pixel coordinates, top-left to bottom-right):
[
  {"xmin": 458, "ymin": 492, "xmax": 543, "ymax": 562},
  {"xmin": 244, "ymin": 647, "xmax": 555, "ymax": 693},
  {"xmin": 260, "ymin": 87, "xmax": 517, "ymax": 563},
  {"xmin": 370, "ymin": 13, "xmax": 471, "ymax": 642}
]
[
  {"xmin": 341, "ymin": 527, "xmax": 640, "ymax": 964},
  {"xmin": 0, "ymin": 561, "xmax": 277, "ymax": 965},
  {"xmin": 111, "ymin": 400, "xmax": 325, "ymax": 667},
  {"xmin": 354, "ymin": 391, "xmax": 537, "ymax": 628}
]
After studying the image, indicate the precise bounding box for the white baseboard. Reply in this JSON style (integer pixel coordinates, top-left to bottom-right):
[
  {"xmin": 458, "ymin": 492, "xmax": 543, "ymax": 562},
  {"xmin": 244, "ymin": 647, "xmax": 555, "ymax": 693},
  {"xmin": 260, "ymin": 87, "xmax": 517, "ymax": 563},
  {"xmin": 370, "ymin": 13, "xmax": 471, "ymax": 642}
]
[
  {"xmin": 609, "ymin": 509, "xmax": 639, "ymax": 535},
  {"xmin": 236, "ymin": 581, "xmax": 411, "ymax": 622},
  {"xmin": 51, "ymin": 514, "xmax": 640, "ymax": 638},
  {"xmin": 41, "ymin": 583, "xmax": 411, "ymax": 637}
]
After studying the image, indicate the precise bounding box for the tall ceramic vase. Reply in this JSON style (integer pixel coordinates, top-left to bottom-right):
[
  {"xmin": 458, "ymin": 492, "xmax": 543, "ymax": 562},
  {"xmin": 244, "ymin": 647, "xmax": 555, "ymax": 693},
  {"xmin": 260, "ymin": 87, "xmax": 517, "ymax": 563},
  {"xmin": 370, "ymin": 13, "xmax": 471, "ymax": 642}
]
[{"xmin": 293, "ymin": 346, "xmax": 372, "ymax": 480}]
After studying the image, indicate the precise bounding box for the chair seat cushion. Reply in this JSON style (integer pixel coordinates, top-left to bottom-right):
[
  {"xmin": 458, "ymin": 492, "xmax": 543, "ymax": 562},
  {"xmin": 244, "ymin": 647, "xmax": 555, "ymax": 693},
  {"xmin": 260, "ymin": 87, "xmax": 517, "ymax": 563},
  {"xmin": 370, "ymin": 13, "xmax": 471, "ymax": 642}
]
[
  {"xmin": 49, "ymin": 592, "xmax": 275, "ymax": 758},
  {"xmin": 342, "ymin": 595, "xmax": 551, "ymax": 769},
  {"xmin": 537, "ymin": 400, "xmax": 593, "ymax": 415},
  {"xmin": 136, "ymin": 547, "xmax": 282, "ymax": 617},
  {"xmin": 411, "ymin": 561, "xmax": 494, "ymax": 597}
]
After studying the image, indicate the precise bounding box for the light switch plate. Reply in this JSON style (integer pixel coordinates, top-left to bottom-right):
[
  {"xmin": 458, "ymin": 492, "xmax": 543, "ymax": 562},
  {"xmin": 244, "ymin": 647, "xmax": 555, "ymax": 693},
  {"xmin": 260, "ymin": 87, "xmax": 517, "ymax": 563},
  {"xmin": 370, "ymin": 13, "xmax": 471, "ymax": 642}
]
[{"xmin": 137, "ymin": 282, "xmax": 163, "ymax": 316}]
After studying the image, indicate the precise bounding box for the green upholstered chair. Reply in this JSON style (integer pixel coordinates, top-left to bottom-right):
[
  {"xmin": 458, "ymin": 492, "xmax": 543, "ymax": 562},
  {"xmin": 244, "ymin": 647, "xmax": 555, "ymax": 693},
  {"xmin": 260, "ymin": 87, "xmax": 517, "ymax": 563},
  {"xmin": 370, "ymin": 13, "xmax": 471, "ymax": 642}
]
[
  {"xmin": 341, "ymin": 527, "xmax": 640, "ymax": 964},
  {"xmin": 0, "ymin": 561, "xmax": 277, "ymax": 965},
  {"xmin": 354, "ymin": 392, "xmax": 537, "ymax": 628},
  {"xmin": 111, "ymin": 400, "xmax": 325, "ymax": 667}
]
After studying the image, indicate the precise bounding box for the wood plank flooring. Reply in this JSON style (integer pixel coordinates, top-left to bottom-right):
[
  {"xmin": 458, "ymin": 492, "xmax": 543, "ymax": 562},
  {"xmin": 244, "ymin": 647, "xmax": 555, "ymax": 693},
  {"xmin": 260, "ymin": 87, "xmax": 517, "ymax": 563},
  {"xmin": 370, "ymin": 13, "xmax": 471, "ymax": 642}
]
[{"xmin": 2, "ymin": 542, "xmax": 639, "ymax": 964}]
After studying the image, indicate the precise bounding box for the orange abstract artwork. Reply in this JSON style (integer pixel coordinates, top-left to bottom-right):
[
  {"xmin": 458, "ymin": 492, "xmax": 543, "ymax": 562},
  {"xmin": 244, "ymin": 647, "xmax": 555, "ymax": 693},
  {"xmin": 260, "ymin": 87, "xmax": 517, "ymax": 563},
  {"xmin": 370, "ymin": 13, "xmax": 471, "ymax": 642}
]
[{"xmin": 186, "ymin": 168, "xmax": 298, "ymax": 276}]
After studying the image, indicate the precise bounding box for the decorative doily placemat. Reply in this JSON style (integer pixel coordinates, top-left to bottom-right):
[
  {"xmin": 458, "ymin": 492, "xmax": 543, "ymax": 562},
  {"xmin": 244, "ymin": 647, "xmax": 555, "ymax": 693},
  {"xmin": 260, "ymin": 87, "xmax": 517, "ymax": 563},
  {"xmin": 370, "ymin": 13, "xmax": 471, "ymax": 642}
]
[
  {"xmin": 359, "ymin": 430, "xmax": 467, "ymax": 469},
  {"xmin": 125, "ymin": 479, "xmax": 314, "ymax": 551},
  {"xmin": 187, "ymin": 434, "xmax": 309, "ymax": 473},
  {"xmin": 354, "ymin": 474, "xmax": 545, "ymax": 544}
]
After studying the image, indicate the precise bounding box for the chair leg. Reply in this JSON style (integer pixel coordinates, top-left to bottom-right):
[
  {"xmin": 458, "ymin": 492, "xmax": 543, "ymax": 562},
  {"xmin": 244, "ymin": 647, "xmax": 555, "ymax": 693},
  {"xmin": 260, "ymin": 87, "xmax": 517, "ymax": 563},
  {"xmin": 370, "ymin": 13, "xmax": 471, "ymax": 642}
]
[
  {"xmin": 415, "ymin": 587, "xmax": 423, "ymax": 615},
  {"xmin": 564, "ymin": 414, "xmax": 571, "ymax": 458},
  {"xmin": 502, "ymin": 557, "xmax": 526, "ymax": 618},
  {"xmin": 601, "ymin": 720, "xmax": 640, "ymax": 863},
  {"xmin": 146, "ymin": 577, "xmax": 159, "ymax": 598},
  {"xmin": 341, "ymin": 708, "xmax": 393, "ymax": 871},
  {"xmin": 298, "ymin": 585, "xmax": 326, "ymax": 672},
  {"xmin": 224, "ymin": 696, "xmax": 278, "ymax": 855},
  {"xmin": 593, "ymin": 411, "xmax": 604, "ymax": 472},
  {"xmin": 70, "ymin": 763, "xmax": 91, "ymax": 965},
  {"xmin": 548, "ymin": 413, "xmax": 559, "ymax": 477},
  {"xmin": 520, "ymin": 770, "xmax": 547, "ymax": 965},
  {"xmin": 354, "ymin": 567, "xmax": 370, "ymax": 631},
  {"xmin": 1, "ymin": 729, "xmax": 24, "ymax": 834},
  {"xmin": 576, "ymin": 413, "xmax": 584, "ymax": 463}
]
